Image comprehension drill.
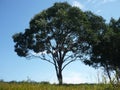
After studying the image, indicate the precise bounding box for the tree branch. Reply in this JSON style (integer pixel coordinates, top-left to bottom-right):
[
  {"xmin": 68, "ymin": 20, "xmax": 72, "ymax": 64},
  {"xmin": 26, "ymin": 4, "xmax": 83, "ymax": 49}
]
[
  {"xmin": 62, "ymin": 57, "xmax": 78, "ymax": 71},
  {"xmin": 38, "ymin": 56, "xmax": 55, "ymax": 65},
  {"xmin": 62, "ymin": 60, "xmax": 75, "ymax": 71},
  {"xmin": 63, "ymin": 54, "xmax": 74, "ymax": 63},
  {"xmin": 27, "ymin": 54, "xmax": 55, "ymax": 65}
]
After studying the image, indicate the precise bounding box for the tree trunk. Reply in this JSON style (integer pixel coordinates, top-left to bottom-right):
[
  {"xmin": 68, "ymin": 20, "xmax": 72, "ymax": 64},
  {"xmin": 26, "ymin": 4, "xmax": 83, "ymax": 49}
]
[
  {"xmin": 57, "ymin": 64, "xmax": 63, "ymax": 85},
  {"xmin": 104, "ymin": 63, "xmax": 112, "ymax": 84},
  {"xmin": 54, "ymin": 61, "xmax": 63, "ymax": 85},
  {"xmin": 115, "ymin": 67, "xmax": 120, "ymax": 84},
  {"xmin": 57, "ymin": 70, "xmax": 63, "ymax": 85},
  {"xmin": 106, "ymin": 66, "xmax": 112, "ymax": 84}
]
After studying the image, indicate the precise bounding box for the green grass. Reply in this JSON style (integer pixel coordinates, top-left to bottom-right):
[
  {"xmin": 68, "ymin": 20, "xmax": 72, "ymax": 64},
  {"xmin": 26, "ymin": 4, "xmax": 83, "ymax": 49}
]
[{"xmin": 0, "ymin": 81, "xmax": 120, "ymax": 90}]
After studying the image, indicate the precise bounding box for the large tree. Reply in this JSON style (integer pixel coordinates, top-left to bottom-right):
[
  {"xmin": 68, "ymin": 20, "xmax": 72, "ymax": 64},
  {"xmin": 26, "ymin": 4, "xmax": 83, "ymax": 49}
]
[{"xmin": 12, "ymin": 2, "xmax": 88, "ymax": 84}]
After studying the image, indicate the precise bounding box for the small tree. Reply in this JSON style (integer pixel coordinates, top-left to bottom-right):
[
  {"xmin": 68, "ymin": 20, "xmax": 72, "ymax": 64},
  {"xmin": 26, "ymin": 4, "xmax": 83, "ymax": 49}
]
[{"xmin": 12, "ymin": 2, "xmax": 88, "ymax": 84}]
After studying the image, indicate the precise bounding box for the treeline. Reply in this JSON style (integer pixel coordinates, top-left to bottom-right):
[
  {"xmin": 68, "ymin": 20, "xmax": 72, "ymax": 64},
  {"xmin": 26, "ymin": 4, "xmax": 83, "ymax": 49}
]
[{"xmin": 0, "ymin": 79, "xmax": 50, "ymax": 84}]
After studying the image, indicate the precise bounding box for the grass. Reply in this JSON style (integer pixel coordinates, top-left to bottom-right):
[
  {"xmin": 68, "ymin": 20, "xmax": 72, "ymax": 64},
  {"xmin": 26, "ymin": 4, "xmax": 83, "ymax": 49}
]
[{"xmin": 0, "ymin": 81, "xmax": 120, "ymax": 90}]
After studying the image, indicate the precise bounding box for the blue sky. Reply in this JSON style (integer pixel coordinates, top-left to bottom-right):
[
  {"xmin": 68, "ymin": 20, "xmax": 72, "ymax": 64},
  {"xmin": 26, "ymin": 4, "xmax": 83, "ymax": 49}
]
[{"xmin": 0, "ymin": 0, "xmax": 120, "ymax": 84}]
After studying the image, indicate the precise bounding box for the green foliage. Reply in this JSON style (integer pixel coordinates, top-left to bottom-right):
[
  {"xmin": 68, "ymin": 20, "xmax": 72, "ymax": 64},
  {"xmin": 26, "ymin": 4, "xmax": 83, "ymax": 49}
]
[{"xmin": 12, "ymin": 2, "xmax": 87, "ymax": 57}]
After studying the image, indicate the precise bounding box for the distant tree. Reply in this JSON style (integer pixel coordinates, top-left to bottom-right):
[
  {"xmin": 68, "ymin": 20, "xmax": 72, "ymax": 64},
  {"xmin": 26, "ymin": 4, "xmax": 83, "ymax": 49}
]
[{"xmin": 12, "ymin": 2, "xmax": 88, "ymax": 84}]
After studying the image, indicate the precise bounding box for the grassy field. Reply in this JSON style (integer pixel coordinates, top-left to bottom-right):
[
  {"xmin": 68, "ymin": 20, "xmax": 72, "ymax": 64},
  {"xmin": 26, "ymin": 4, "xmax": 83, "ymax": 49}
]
[{"xmin": 0, "ymin": 81, "xmax": 120, "ymax": 90}]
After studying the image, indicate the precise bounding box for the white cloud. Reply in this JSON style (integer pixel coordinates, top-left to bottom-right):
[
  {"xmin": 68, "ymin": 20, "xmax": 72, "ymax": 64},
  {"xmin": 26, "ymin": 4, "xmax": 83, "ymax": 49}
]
[
  {"xmin": 63, "ymin": 72, "xmax": 86, "ymax": 84},
  {"xmin": 95, "ymin": 10, "xmax": 102, "ymax": 14},
  {"xmin": 72, "ymin": 0, "xmax": 84, "ymax": 9},
  {"xmin": 87, "ymin": 0, "xmax": 116, "ymax": 4},
  {"xmin": 102, "ymin": 0, "xmax": 116, "ymax": 3},
  {"xmin": 87, "ymin": 0, "xmax": 98, "ymax": 4}
]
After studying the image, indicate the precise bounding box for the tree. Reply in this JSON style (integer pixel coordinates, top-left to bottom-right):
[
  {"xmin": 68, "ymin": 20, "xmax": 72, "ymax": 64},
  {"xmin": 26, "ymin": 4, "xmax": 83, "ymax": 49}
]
[
  {"xmin": 12, "ymin": 2, "xmax": 88, "ymax": 84},
  {"xmin": 82, "ymin": 11, "xmax": 107, "ymax": 67},
  {"xmin": 83, "ymin": 13, "xmax": 120, "ymax": 84},
  {"xmin": 108, "ymin": 18, "xmax": 120, "ymax": 83},
  {"xmin": 81, "ymin": 11, "xmax": 114, "ymax": 82}
]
